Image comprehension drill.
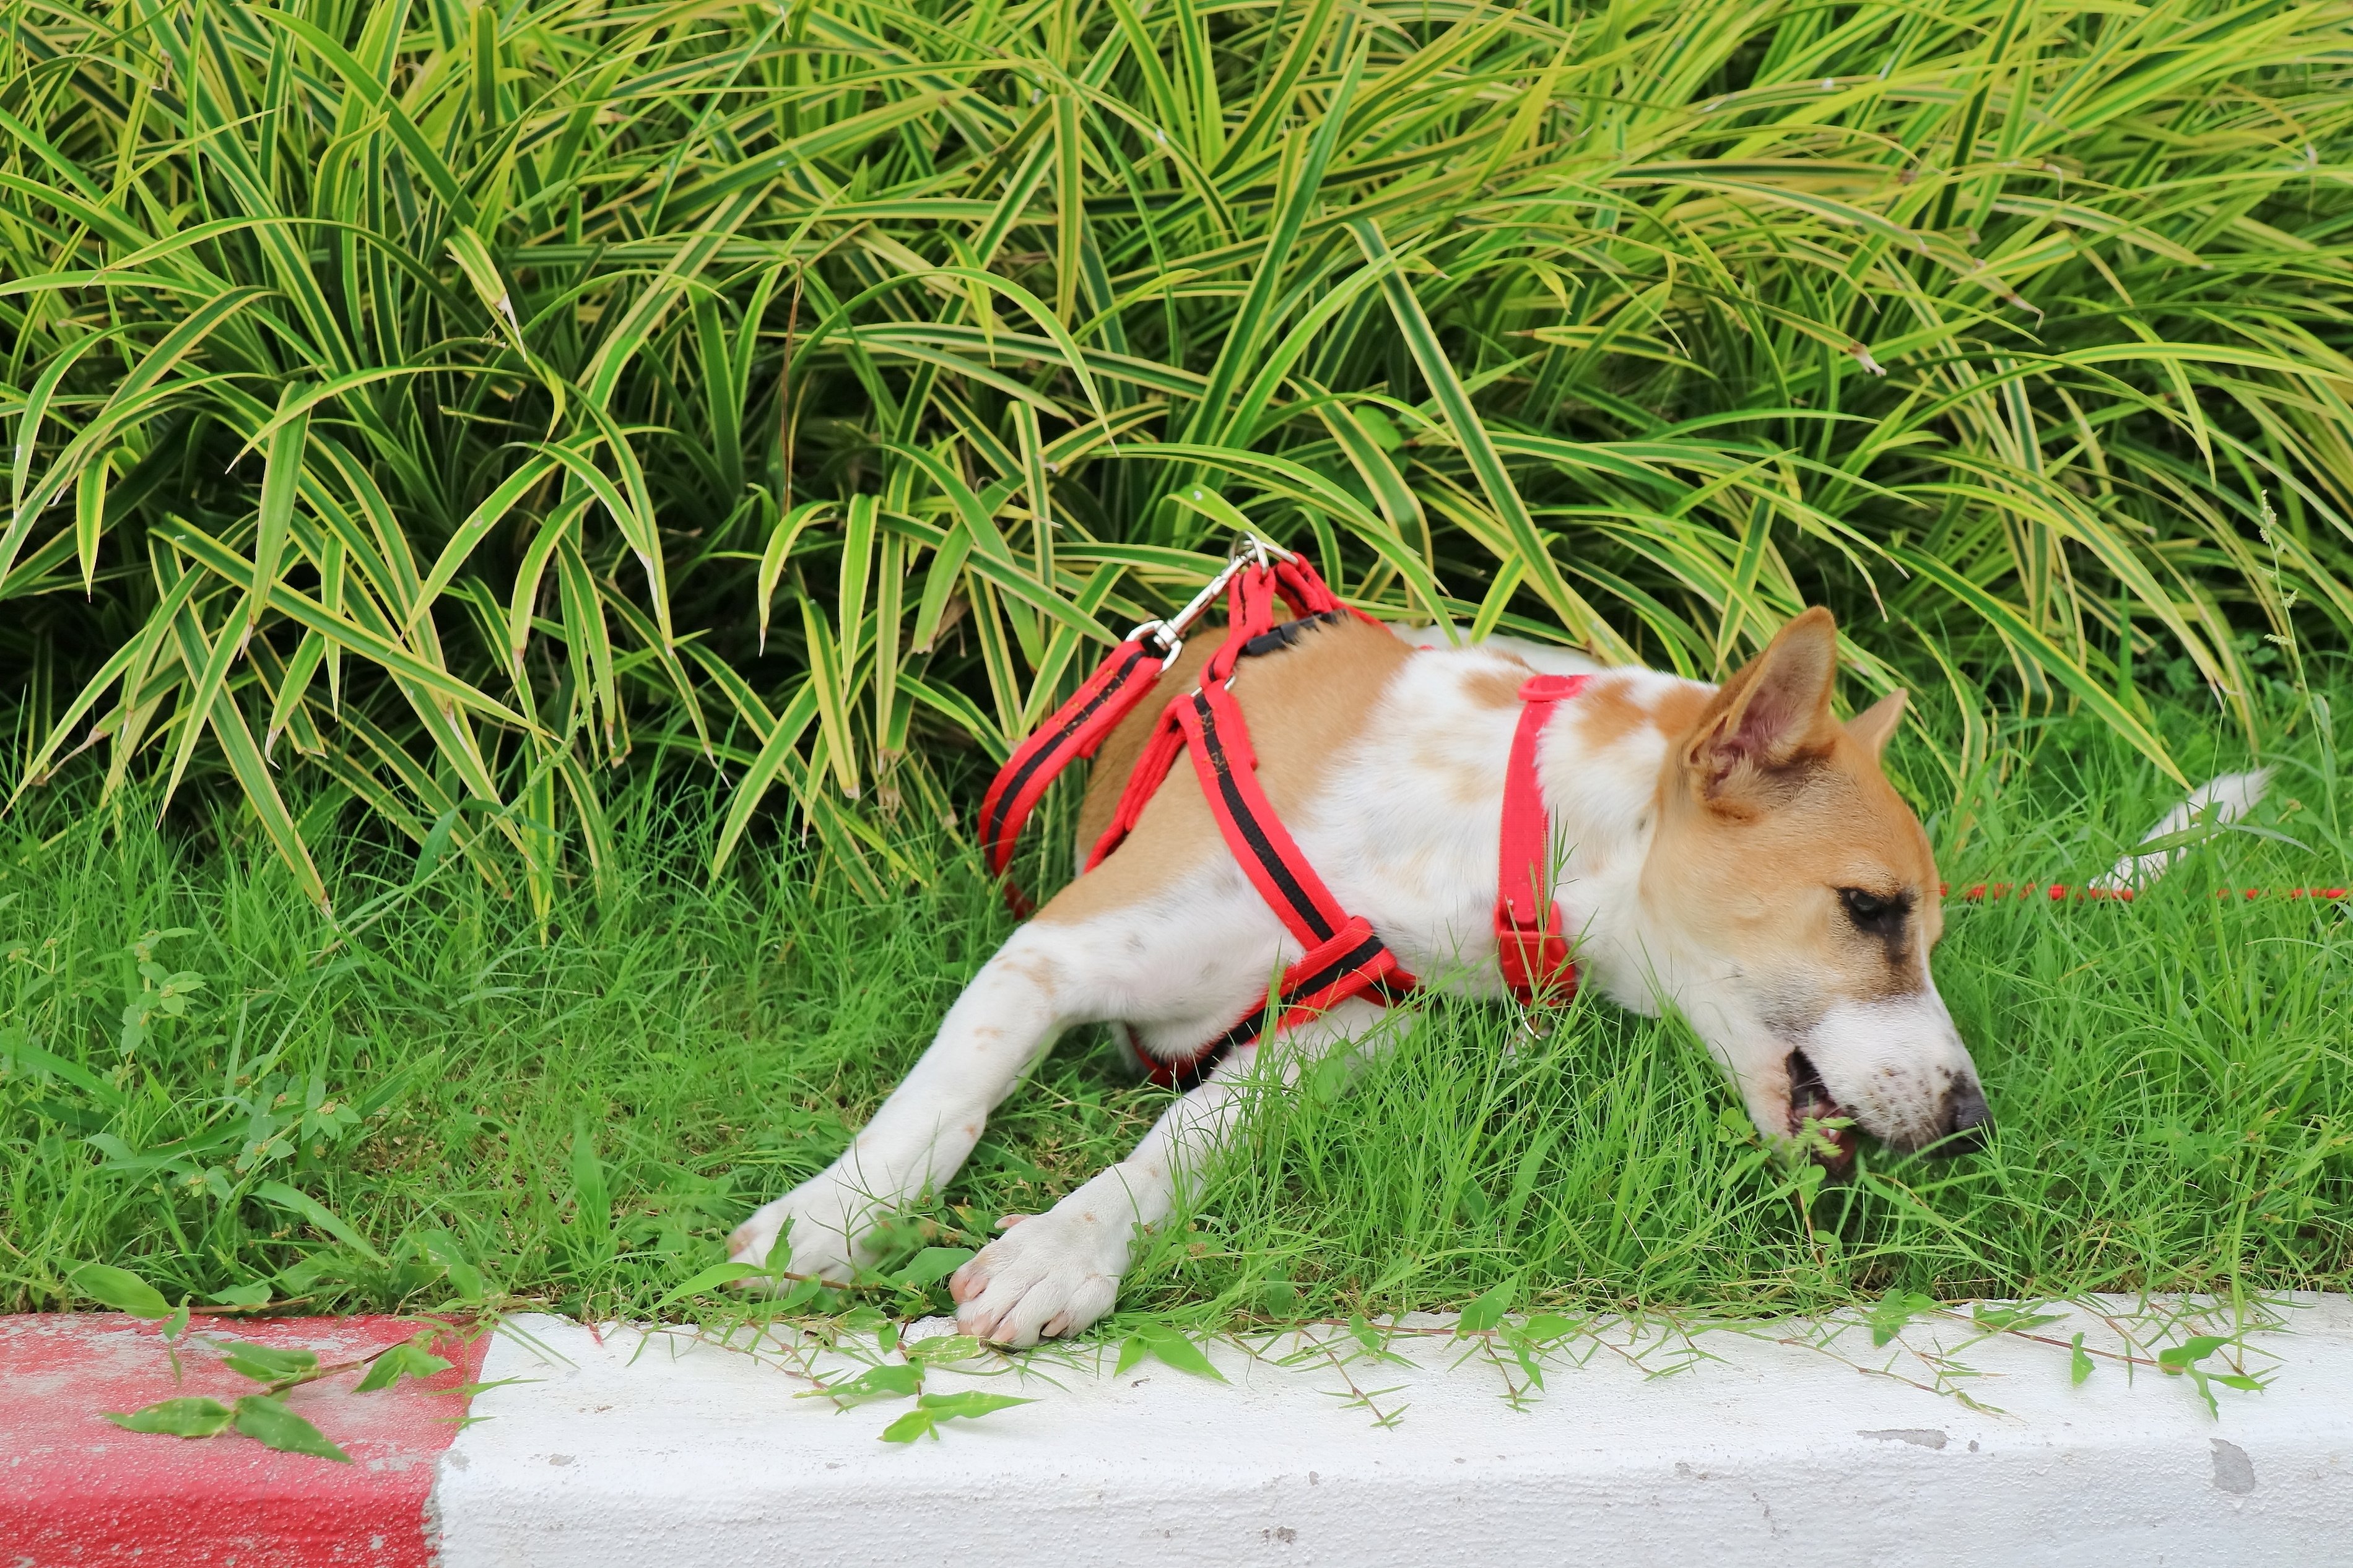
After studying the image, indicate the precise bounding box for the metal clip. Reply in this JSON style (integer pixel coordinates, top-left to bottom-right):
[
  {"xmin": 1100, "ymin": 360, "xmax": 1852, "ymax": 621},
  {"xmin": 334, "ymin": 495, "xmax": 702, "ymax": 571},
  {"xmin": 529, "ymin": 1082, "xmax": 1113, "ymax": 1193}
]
[
  {"xmin": 1227, "ymin": 531, "xmax": 1295, "ymax": 568},
  {"xmin": 1129, "ymin": 565, "xmax": 1229, "ymax": 663},
  {"xmin": 1126, "ymin": 618, "xmax": 1183, "ymax": 663},
  {"xmin": 1131, "ymin": 532, "xmax": 1294, "ymax": 666}
]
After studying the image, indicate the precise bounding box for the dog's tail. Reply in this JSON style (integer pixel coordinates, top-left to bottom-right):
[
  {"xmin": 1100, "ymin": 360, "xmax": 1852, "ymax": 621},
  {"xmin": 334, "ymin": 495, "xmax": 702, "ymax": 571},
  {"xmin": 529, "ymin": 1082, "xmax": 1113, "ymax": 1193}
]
[{"xmin": 2088, "ymin": 768, "xmax": 2273, "ymax": 893}]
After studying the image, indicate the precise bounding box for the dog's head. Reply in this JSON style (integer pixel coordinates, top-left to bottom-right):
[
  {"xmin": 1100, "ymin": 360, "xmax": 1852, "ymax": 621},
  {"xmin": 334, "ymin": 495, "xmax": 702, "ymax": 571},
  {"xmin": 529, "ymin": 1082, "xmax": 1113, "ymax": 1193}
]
[{"xmin": 1641, "ymin": 608, "xmax": 1986, "ymax": 1172}]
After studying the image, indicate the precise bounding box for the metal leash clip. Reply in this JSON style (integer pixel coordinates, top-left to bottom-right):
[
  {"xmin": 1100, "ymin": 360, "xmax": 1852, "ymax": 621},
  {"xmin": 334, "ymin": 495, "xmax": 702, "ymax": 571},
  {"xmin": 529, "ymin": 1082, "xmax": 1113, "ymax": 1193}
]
[
  {"xmin": 1227, "ymin": 530, "xmax": 1295, "ymax": 569},
  {"xmin": 1126, "ymin": 532, "xmax": 1292, "ymax": 665}
]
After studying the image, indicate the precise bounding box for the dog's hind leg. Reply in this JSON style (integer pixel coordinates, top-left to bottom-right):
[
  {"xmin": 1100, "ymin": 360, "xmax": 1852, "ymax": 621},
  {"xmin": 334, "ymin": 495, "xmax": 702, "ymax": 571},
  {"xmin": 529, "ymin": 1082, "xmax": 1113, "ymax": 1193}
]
[{"xmin": 948, "ymin": 998, "xmax": 1384, "ymax": 1347}]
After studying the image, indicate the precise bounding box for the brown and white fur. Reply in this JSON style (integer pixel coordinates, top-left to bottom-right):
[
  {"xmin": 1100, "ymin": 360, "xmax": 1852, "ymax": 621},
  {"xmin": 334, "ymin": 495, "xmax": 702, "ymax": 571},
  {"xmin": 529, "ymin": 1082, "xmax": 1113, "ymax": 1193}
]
[{"xmin": 728, "ymin": 607, "xmax": 1988, "ymax": 1345}]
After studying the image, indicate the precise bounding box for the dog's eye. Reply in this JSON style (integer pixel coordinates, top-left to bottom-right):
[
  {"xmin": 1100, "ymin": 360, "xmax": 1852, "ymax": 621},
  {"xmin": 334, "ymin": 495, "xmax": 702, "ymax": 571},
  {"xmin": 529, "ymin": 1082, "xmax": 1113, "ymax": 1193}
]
[{"xmin": 1838, "ymin": 886, "xmax": 1907, "ymax": 933}]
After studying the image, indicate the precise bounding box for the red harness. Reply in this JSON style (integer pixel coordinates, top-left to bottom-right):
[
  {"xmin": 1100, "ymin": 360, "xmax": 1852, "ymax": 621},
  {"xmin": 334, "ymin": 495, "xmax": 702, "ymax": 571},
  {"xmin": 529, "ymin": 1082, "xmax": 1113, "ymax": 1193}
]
[{"xmin": 978, "ymin": 544, "xmax": 1583, "ymax": 1089}]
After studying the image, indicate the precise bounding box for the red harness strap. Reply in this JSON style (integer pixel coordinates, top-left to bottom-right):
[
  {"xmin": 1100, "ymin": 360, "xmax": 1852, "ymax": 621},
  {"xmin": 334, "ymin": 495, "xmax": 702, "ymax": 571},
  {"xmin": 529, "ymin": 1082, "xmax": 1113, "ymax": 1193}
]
[
  {"xmin": 1153, "ymin": 675, "xmax": 1414, "ymax": 1088},
  {"xmin": 1495, "ymin": 675, "xmax": 1588, "ymax": 1005},
  {"xmin": 976, "ymin": 543, "xmax": 1580, "ymax": 1091},
  {"xmin": 976, "ymin": 547, "xmax": 1362, "ymax": 905},
  {"xmin": 976, "ymin": 633, "xmax": 1172, "ymax": 912},
  {"xmin": 1087, "ymin": 557, "xmax": 1376, "ymax": 872}
]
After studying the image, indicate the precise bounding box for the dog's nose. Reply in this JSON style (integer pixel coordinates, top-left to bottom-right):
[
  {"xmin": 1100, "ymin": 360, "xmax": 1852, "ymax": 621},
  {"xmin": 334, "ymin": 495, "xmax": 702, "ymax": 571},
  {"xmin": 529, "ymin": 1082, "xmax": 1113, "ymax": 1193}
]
[{"xmin": 1924, "ymin": 1078, "xmax": 1991, "ymax": 1157}]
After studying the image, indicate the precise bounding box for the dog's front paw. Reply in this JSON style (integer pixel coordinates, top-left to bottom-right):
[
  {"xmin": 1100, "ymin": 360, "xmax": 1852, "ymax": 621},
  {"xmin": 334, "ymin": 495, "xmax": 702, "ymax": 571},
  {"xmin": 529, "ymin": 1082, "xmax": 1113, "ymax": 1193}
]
[
  {"xmin": 949, "ymin": 1209, "xmax": 1126, "ymax": 1347},
  {"xmin": 726, "ymin": 1171, "xmax": 878, "ymax": 1283}
]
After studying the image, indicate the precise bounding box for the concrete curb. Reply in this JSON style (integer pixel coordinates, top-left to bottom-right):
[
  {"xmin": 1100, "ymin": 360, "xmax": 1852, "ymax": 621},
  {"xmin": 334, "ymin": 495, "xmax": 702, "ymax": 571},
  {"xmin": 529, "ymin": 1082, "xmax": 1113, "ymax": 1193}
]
[
  {"xmin": 11, "ymin": 1297, "xmax": 2351, "ymax": 1565},
  {"xmin": 436, "ymin": 1295, "xmax": 2353, "ymax": 1567}
]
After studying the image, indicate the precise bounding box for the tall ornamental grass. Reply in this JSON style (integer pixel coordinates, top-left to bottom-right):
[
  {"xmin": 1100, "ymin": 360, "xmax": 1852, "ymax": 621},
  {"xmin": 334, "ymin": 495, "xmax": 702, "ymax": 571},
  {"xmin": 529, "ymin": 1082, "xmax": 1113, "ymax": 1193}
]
[{"xmin": 4, "ymin": 0, "xmax": 2352, "ymax": 906}]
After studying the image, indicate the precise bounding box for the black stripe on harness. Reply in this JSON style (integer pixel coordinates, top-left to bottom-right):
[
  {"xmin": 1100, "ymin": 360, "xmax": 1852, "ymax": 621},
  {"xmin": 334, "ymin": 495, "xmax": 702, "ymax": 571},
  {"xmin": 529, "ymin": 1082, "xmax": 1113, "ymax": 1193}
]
[
  {"xmin": 1157, "ymin": 927, "xmax": 1391, "ymax": 1093},
  {"xmin": 1191, "ymin": 691, "xmax": 1336, "ymax": 943},
  {"xmin": 1237, "ymin": 608, "xmax": 1348, "ymax": 661},
  {"xmin": 980, "ymin": 643, "xmax": 1153, "ymax": 847}
]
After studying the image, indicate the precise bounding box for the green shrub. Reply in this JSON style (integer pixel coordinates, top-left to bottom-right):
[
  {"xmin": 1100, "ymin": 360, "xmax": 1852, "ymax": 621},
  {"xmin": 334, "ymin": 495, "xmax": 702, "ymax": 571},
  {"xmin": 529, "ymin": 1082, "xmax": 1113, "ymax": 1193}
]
[{"xmin": 4, "ymin": 0, "xmax": 2351, "ymax": 903}]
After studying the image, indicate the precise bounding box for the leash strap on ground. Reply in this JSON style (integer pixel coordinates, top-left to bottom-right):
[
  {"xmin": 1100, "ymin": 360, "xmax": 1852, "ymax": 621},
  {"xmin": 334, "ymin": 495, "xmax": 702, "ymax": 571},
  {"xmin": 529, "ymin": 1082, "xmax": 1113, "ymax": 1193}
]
[
  {"xmin": 1495, "ymin": 675, "xmax": 1588, "ymax": 1005},
  {"xmin": 1950, "ymin": 881, "xmax": 2347, "ymax": 903}
]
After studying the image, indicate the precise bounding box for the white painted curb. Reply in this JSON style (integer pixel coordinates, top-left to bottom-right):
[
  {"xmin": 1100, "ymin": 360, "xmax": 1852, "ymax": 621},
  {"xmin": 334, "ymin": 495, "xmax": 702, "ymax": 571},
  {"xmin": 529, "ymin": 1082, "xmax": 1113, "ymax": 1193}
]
[{"xmin": 430, "ymin": 1296, "xmax": 2353, "ymax": 1566}]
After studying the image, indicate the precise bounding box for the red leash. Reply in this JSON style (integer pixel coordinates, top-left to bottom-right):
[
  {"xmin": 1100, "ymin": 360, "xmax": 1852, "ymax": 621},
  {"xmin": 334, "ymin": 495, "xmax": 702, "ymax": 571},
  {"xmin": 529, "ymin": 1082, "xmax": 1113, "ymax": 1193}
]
[
  {"xmin": 978, "ymin": 536, "xmax": 1585, "ymax": 1089},
  {"xmin": 975, "ymin": 638, "xmax": 1170, "ymax": 915},
  {"xmin": 1948, "ymin": 881, "xmax": 2345, "ymax": 903}
]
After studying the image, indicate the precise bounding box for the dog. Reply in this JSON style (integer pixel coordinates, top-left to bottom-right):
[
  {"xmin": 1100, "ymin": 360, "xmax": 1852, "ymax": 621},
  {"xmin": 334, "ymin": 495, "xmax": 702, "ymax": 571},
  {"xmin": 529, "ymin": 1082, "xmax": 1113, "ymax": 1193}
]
[{"xmin": 729, "ymin": 606, "xmax": 1989, "ymax": 1345}]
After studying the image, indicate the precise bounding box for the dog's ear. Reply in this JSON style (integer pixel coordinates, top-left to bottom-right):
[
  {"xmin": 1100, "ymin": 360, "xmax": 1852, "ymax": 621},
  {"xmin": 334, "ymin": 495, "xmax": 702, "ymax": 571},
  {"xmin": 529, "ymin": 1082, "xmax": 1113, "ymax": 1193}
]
[
  {"xmin": 1845, "ymin": 690, "xmax": 1907, "ymax": 758},
  {"xmin": 1682, "ymin": 607, "xmax": 1840, "ymax": 802}
]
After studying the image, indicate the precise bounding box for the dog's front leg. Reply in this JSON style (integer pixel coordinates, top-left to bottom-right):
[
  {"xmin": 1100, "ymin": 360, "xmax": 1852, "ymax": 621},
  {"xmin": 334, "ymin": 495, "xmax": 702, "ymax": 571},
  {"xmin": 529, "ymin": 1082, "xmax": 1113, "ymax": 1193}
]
[
  {"xmin": 948, "ymin": 999, "xmax": 1382, "ymax": 1347},
  {"xmin": 727, "ymin": 922, "xmax": 1086, "ymax": 1280}
]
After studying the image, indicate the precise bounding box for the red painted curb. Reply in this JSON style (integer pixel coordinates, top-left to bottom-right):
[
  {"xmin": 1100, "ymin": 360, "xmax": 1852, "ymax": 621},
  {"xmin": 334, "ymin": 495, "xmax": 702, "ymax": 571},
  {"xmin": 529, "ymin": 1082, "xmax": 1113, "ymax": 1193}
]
[{"xmin": 2, "ymin": 1314, "xmax": 488, "ymax": 1567}]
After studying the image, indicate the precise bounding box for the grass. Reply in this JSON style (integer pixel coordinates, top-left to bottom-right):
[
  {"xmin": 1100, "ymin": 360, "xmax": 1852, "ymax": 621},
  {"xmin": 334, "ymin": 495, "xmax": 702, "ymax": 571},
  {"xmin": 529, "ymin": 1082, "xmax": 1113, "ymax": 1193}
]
[
  {"xmin": 7, "ymin": 0, "xmax": 2353, "ymax": 912},
  {"xmin": 3, "ymin": 667, "xmax": 2347, "ymax": 1327}
]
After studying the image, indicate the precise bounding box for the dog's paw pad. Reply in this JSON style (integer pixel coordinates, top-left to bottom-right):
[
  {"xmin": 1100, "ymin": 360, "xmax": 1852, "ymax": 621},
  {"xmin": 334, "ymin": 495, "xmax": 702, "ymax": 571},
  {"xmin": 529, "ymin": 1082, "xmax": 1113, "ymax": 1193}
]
[{"xmin": 950, "ymin": 1214, "xmax": 1122, "ymax": 1347}]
